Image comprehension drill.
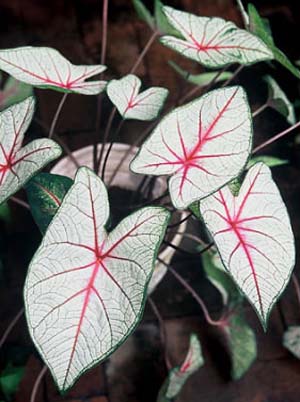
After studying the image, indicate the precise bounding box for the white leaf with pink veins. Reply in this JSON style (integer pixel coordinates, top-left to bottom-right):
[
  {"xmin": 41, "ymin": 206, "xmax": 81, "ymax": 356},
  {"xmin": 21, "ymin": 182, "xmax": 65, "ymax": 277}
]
[
  {"xmin": 107, "ymin": 74, "xmax": 168, "ymax": 120},
  {"xmin": 200, "ymin": 162, "xmax": 295, "ymax": 328},
  {"xmin": 0, "ymin": 47, "xmax": 107, "ymax": 95},
  {"xmin": 131, "ymin": 86, "xmax": 252, "ymax": 209}
]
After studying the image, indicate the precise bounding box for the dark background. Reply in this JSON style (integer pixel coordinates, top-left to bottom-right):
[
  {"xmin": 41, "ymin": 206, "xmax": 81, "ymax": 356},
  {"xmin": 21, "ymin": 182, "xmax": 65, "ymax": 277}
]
[{"xmin": 1, "ymin": 1, "xmax": 300, "ymax": 401}]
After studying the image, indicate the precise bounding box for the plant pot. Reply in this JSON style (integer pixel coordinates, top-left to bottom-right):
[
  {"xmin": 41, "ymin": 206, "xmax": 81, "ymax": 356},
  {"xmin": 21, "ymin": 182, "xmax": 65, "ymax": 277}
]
[{"xmin": 51, "ymin": 143, "xmax": 187, "ymax": 294}]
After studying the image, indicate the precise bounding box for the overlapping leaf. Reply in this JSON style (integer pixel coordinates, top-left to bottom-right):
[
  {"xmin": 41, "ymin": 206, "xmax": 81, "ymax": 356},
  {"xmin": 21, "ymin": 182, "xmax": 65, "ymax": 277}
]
[
  {"xmin": 24, "ymin": 167, "xmax": 170, "ymax": 391},
  {"xmin": 131, "ymin": 86, "xmax": 252, "ymax": 210},
  {"xmin": 160, "ymin": 6, "xmax": 273, "ymax": 68},
  {"xmin": 0, "ymin": 47, "xmax": 107, "ymax": 95},
  {"xmin": 200, "ymin": 162, "xmax": 295, "ymax": 328},
  {"xmin": 26, "ymin": 173, "xmax": 73, "ymax": 233},
  {"xmin": 107, "ymin": 74, "xmax": 168, "ymax": 120},
  {"xmin": 0, "ymin": 76, "xmax": 32, "ymax": 111},
  {"xmin": 0, "ymin": 97, "xmax": 62, "ymax": 205},
  {"xmin": 157, "ymin": 334, "xmax": 203, "ymax": 402},
  {"xmin": 169, "ymin": 61, "xmax": 233, "ymax": 86}
]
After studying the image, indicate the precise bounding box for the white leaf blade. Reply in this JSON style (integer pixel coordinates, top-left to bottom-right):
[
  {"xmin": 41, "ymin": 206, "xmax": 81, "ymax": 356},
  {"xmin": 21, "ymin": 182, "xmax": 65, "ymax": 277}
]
[
  {"xmin": 0, "ymin": 97, "xmax": 62, "ymax": 204},
  {"xmin": 200, "ymin": 162, "xmax": 295, "ymax": 328},
  {"xmin": 160, "ymin": 6, "xmax": 273, "ymax": 68},
  {"xmin": 107, "ymin": 74, "xmax": 168, "ymax": 120},
  {"xmin": 24, "ymin": 167, "xmax": 170, "ymax": 391},
  {"xmin": 0, "ymin": 47, "xmax": 107, "ymax": 95},
  {"xmin": 131, "ymin": 86, "xmax": 252, "ymax": 210}
]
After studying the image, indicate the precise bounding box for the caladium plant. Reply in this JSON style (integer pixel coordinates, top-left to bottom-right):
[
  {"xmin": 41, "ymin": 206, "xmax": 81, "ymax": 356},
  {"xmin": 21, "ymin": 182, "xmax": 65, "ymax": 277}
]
[
  {"xmin": 0, "ymin": 0, "xmax": 299, "ymax": 398},
  {"xmin": 24, "ymin": 167, "xmax": 170, "ymax": 391},
  {"xmin": 131, "ymin": 86, "xmax": 252, "ymax": 209},
  {"xmin": 0, "ymin": 96, "xmax": 61, "ymax": 204},
  {"xmin": 0, "ymin": 47, "xmax": 107, "ymax": 95}
]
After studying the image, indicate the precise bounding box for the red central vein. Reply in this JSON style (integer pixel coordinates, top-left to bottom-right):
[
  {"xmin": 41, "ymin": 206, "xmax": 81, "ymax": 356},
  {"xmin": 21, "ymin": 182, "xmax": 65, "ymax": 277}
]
[
  {"xmin": 34, "ymin": 181, "xmax": 61, "ymax": 207},
  {"xmin": 218, "ymin": 190, "xmax": 264, "ymax": 317}
]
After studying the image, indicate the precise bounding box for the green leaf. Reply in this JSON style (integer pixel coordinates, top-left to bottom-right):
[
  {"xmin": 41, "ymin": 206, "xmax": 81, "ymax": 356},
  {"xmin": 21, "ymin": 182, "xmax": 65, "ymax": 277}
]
[
  {"xmin": 26, "ymin": 172, "xmax": 73, "ymax": 234},
  {"xmin": 264, "ymin": 75, "xmax": 296, "ymax": 124},
  {"xmin": 0, "ymin": 364, "xmax": 24, "ymax": 400},
  {"xmin": 247, "ymin": 156, "xmax": 288, "ymax": 169},
  {"xmin": 283, "ymin": 326, "xmax": 300, "ymax": 359},
  {"xmin": 201, "ymin": 251, "xmax": 241, "ymax": 307},
  {"xmin": 154, "ymin": 0, "xmax": 181, "ymax": 35},
  {"xmin": 132, "ymin": 0, "xmax": 155, "ymax": 30},
  {"xmin": 0, "ymin": 202, "xmax": 12, "ymax": 224},
  {"xmin": 0, "ymin": 76, "xmax": 33, "ymax": 111},
  {"xmin": 223, "ymin": 310, "xmax": 257, "ymax": 379},
  {"xmin": 248, "ymin": 4, "xmax": 300, "ymax": 78},
  {"xmin": 169, "ymin": 61, "xmax": 233, "ymax": 86},
  {"xmin": 157, "ymin": 334, "xmax": 204, "ymax": 402}
]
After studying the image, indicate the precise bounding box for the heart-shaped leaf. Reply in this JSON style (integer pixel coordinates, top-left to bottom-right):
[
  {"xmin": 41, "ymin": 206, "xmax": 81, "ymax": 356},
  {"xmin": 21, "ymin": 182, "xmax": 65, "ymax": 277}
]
[
  {"xmin": 264, "ymin": 75, "xmax": 296, "ymax": 125},
  {"xmin": 26, "ymin": 172, "xmax": 73, "ymax": 234},
  {"xmin": 160, "ymin": 6, "xmax": 273, "ymax": 68},
  {"xmin": 158, "ymin": 333, "xmax": 203, "ymax": 402},
  {"xmin": 0, "ymin": 76, "xmax": 33, "ymax": 111},
  {"xmin": 24, "ymin": 167, "xmax": 170, "ymax": 392},
  {"xmin": 107, "ymin": 74, "xmax": 168, "ymax": 121},
  {"xmin": 131, "ymin": 86, "xmax": 252, "ymax": 210},
  {"xmin": 0, "ymin": 97, "xmax": 62, "ymax": 205},
  {"xmin": 283, "ymin": 326, "xmax": 300, "ymax": 359},
  {"xmin": 199, "ymin": 162, "xmax": 295, "ymax": 329},
  {"xmin": 0, "ymin": 47, "xmax": 107, "ymax": 95}
]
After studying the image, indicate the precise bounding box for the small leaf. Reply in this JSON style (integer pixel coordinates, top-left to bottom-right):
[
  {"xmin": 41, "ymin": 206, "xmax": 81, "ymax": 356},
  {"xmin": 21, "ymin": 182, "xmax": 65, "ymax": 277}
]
[
  {"xmin": 131, "ymin": 86, "xmax": 252, "ymax": 210},
  {"xmin": 26, "ymin": 172, "xmax": 73, "ymax": 234},
  {"xmin": 158, "ymin": 334, "xmax": 203, "ymax": 401},
  {"xmin": 223, "ymin": 310, "xmax": 257, "ymax": 379},
  {"xmin": 24, "ymin": 167, "xmax": 170, "ymax": 392},
  {"xmin": 202, "ymin": 251, "xmax": 241, "ymax": 306},
  {"xmin": 132, "ymin": 0, "xmax": 155, "ymax": 30},
  {"xmin": 200, "ymin": 162, "xmax": 295, "ymax": 329},
  {"xmin": 107, "ymin": 74, "xmax": 168, "ymax": 121},
  {"xmin": 283, "ymin": 326, "xmax": 300, "ymax": 359},
  {"xmin": 0, "ymin": 47, "xmax": 107, "ymax": 94},
  {"xmin": 264, "ymin": 75, "xmax": 296, "ymax": 125},
  {"xmin": 160, "ymin": 6, "xmax": 273, "ymax": 68},
  {"xmin": 248, "ymin": 4, "xmax": 300, "ymax": 79},
  {"xmin": 0, "ymin": 97, "xmax": 62, "ymax": 205},
  {"xmin": 169, "ymin": 61, "xmax": 233, "ymax": 86},
  {"xmin": 0, "ymin": 364, "xmax": 24, "ymax": 400},
  {"xmin": 247, "ymin": 155, "xmax": 288, "ymax": 169},
  {"xmin": 0, "ymin": 76, "xmax": 33, "ymax": 111},
  {"xmin": 154, "ymin": 0, "xmax": 181, "ymax": 35}
]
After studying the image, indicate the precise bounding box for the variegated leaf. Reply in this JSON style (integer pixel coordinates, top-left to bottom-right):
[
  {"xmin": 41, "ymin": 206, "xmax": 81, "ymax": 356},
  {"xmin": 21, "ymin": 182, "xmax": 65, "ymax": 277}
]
[
  {"xmin": 26, "ymin": 172, "xmax": 73, "ymax": 234},
  {"xmin": 200, "ymin": 162, "xmax": 295, "ymax": 328},
  {"xmin": 131, "ymin": 86, "xmax": 252, "ymax": 210},
  {"xmin": 160, "ymin": 6, "xmax": 273, "ymax": 68},
  {"xmin": 0, "ymin": 97, "xmax": 62, "ymax": 204},
  {"xmin": 24, "ymin": 167, "xmax": 170, "ymax": 391},
  {"xmin": 107, "ymin": 74, "xmax": 168, "ymax": 120},
  {"xmin": 223, "ymin": 310, "xmax": 256, "ymax": 379},
  {"xmin": 264, "ymin": 75, "xmax": 296, "ymax": 125},
  {"xmin": 0, "ymin": 47, "xmax": 107, "ymax": 95},
  {"xmin": 283, "ymin": 326, "xmax": 300, "ymax": 359},
  {"xmin": 158, "ymin": 334, "xmax": 203, "ymax": 401}
]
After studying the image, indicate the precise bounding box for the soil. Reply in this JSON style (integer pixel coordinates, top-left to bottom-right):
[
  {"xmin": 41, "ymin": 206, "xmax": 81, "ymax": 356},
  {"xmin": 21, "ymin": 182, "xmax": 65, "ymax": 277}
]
[{"xmin": 1, "ymin": 1, "xmax": 300, "ymax": 402}]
